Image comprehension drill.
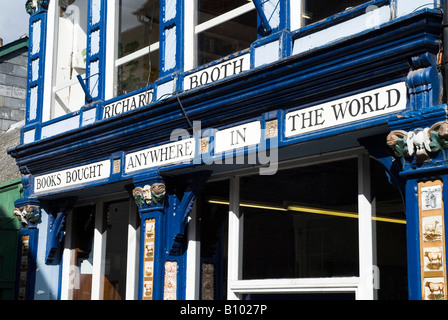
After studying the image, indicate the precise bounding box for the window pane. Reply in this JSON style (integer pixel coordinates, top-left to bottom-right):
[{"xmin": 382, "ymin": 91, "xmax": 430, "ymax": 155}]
[
  {"xmin": 371, "ymin": 159, "xmax": 407, "ymax": 300},
  {"xmin": 118, "ymin": 0, "xmax": 159, "ymax": 58},
  {"xmin": 69, "ymin": 205, "xmax": 95, "ymax": 300},
  {"xmin": 197, "ymin": 0, "xmax": 257, "ymax": 66},
  {"xmin": 116, "ymin": 0, "xmax": 160, "ymax": 95},
  {"xmin": 243, "ymin": 293, "xmax": 355, "ymax": 300},
  {"xmin": 54, "ymin": 0, "xmax": 88, "ymax": 118},
  {"xmin": 303, "ymin": 0, "xmax": 368, "ymax": 26},
  {"xmin": 241, "ymin": 159, "xmax": 359, "ymax": 279},
  {"xmin": 103, "ymin": 200, "xmax": 130, "ymax": 300},
  {"xmin": 199, "ymin": 0, "xmax": 253, "ymax": 23},
  {"xmin": 116, "ymin": 51, "xmax": 159, "ymax": 95}
]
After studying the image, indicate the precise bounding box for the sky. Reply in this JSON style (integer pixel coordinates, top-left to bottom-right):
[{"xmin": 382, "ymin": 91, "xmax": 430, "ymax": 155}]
[{"xmin": 0, "ymin": 0, "xmax": 30, "ymax": 45}]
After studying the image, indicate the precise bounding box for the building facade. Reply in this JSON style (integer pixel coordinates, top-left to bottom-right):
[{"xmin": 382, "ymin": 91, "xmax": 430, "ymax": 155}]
[
  {"xmin": 8, "ymin": 0, "xmax": 448, "ymax": 300},
  {"xmin": 0, "ymin": 37, "xmax": 28, "ymax": 300}
]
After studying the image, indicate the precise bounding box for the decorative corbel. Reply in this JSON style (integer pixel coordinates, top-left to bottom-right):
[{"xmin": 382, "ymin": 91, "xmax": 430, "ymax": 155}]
[
  {"xmin": 25, "ymin": 0, "xmax": 50, "ymax": 15},
  {"xmin": 387, "ymin": 121, "xmax": 448, "ymax": 166},
  {"xmin": 13, "ymin": 205, "xmax": 41, "ymax": 228},
  {"xmin": 46, "ymin": 197, "xmax": 77, "ymax": 264},
  {"xmin": 132, "ymin": 183, "xmax": 166, "ymax": 208}
]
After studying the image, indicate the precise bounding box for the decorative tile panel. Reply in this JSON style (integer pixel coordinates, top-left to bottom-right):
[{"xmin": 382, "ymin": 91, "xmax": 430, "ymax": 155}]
[
  {"xmin": 142, "ymin": 219, "xmax": 155, "ymax": 300},
  {"xmin": 201, "ymin": 263, "xmax": 215, "ymax": 300},
  {"xmin": 419, "ymin": 180, "xmax": 447, "ymax": 300},
  {"xmin": 17, "ymin": 235, "xmax": 30, "ymax": 300},
  {"xmin": 163, "ymin": 261, "xmax": 177, "ymax": 300}
]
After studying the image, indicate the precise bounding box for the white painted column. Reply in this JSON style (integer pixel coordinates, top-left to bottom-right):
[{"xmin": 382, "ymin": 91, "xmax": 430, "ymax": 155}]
[
  {"xmin": 42, "ymin": 0, "xmax": 57, "ymax": 123},
  {"xmin": 125, "ymin": 200, "xmax": 140, "ymax": 300},
  {"xmin": 184, "ymin": 0, "xmax": 197, "ymax": 71},
  {"xmin": 357, "ymin": 152, "xmax": 374, "ymax": 300},
  {"xmin": 104, "ymin": 0, "xmax": 117, "ymax": 101},
  {"xmin": 227, "ymin": 176, "xmax": 243, "ymax": 300},
  {"xmin": 91, "ymin": 201, "xmax": 106, "ymax": 300},
  {"xmin": 186, "ymin": 202, "xmax": 200, "ymax": 299},
  {"xmin": 59, "ymin": 212, "xmax": 73, "ymax": 300},
  {"xmin": 289, "ymin": 0, "xmax": 302, "ymax": 31}
]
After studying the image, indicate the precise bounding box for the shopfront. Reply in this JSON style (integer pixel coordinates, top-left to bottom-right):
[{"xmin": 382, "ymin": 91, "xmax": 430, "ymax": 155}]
[{"xmin": 8, "ymin": 0, "xmax": 448, "ymax": 300}]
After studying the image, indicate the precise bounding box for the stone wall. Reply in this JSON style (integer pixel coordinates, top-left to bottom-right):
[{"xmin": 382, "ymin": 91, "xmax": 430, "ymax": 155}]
[{"xmin": 0, "ymin": 40, "xmax": 28, "ymax": 136}]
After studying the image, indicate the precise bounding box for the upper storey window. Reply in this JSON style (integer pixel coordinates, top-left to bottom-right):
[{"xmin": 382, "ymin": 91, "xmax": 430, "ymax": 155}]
[
  {"xmin": 116, "ymin": 0, "xmax": 160, "ymax": 96},
  {"xmin": 196, "ymin": 0, "xmax": 258, "ymax": 66},
  {"xmin": 303, "ymin": 0, "xmax": 368, "ymax": 26},
  {"xmin": 52, "ymin": 0, "xmax": 87, "ymax": 119}
]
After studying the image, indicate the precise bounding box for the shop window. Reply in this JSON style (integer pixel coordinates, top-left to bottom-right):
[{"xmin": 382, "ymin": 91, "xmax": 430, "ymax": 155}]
[
  {"xmin": 116, "ymin": 0, "xmax": 160, "ymax": 96},
  {"xmin": 196, "ymin": 154, "xmax": 407, "ymax": 299},
  {"xmin": 65, "ymin": 198, "xmax": 140, "ymax": 300},
  {"xmin": 52, "ymin": 0, "xmax": 88, "ymax": 119},
  {"xmin": 68, "ymin": 205, "xmax": 95, "ymax": 300},
  {"xmin": 303, "ymin": 0, "xmax": 368, "ymax": 26},
  {"xmin": 241, "ymin": 158, "xmax": 359, "ymax": 279},
  {"xmin": 196, "ymin": 0, "xmax": 258, "ymax": 66},
  {"xmin": 103, "ymin": 200, "xmax": 131, "ymax": 300},
  {"xmin": 370, "ymin": 160, "xmax": 407, "ymax": 300}
]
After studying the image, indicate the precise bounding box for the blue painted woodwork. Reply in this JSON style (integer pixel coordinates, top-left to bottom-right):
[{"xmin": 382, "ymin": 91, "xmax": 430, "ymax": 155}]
[
  {"xmin": 9, "ymin": 11, "xmax": 443, "ymax": 178},
  {"xmin": 15, "ymin": 228, "xmax": 39, "ymax": 300},
  {"xmin": 253, "ymin": 0, "xmax": 274, "ymax": 35},
  {"xmin": 45, "ymin": 198, "xmax": 77, "ymax": 264},
  {"xmin": 8, "ymin": 0, "xmax": 448, "ymax": 301},
  {"xmin": 13, "ymin": 196, "xmax": 40, "ymax": 301},
  {"xmin": 163, "ymin": 171, "xmax": 211, "ymax": 255},
  {"xmin": 22, "ymin": 11, "xmax": 47, "ymax": 143}
]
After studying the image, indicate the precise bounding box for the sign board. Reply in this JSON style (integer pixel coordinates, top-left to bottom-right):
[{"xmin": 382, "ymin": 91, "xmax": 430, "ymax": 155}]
[
  {"xmin": 214, "ymin": 121, "xmax": 261, "ymax": 153},
  {"xmin": 34, "ymin": 160, "xmax": 111, "ymax": 193},
  {"xmin": 285, "ymin": 82, "xmax": 407, "ymax": 137},
  {"xmin": 184, "ymin": 53, "xmax": 250, "ymax": 91},
  {"xmin": 103, "ymin": 89, "xmax": 154, "ymax": 119},
  {"xmin": 125, "ymin": 138, "xmax": 195, "ymax": 173}
]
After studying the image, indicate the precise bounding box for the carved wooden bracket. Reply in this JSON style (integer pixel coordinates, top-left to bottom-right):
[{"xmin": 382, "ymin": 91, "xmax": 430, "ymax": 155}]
[
  {"xmin": 132, "ymin": 183, "xmax": 166, "ymax": 208},
  {"xmin": 387, "ymin": 121, "xmax": 448, "ymax": 166}
]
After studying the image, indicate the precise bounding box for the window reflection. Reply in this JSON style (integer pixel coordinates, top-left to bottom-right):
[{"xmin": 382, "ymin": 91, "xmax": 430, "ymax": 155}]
[
  {"xmin": 116, "ymin": 0, "xmax": 159, "ymax": 96},
  {"xmin": 69, "ymin": 205, "xmax": 95, "ymax": 300},
  {"xmin": 241, "ymin": 159, "xmax": 359, "ymax": 279},
  {"xmin": 53, "ymin": 0, "xmax": 88, "ymax": 118},
  {"xmin": 303, "ymin": 0, "xmax": 368, "ymax": 25},
  {"xmin": 197, "ymin": 0, "xmax": 257, "ymax": 66},
  {"xmin": 103, "ymin": 200, "xmax": 130, "ymax": 300}
]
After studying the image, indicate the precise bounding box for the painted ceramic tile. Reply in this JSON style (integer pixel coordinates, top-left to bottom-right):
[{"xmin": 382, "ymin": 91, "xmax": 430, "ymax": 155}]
[
  {"xmin": 164, "ymin": 261, "xmax": 177, "ymax": 300},
  {"xmin": 423, "ymin": 277, "xmax": 445, "ymax": 300},
  {"xmin": 421, "ymin": 185, "xmax": 442, "ymax": 211},
  {"xmin": 422, "ymin": 215, "xmax": 443, "ymax": 242},
  {"xmin": 201, "ymin": 263, "xmax": 215, "ymax": 300},
  {"xmin": 423, "ymin": 247, "xmax": 444, "ymax": 272}
]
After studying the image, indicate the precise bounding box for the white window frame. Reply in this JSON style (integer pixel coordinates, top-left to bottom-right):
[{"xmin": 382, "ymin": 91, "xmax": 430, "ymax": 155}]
[
  {"xmin": 60, "ymin": 193, "xmax": 140, "ymax": 300},
  {"xmin": 50, "ymin": 0, "xmax": 88, "ymax": 119},
  {"xmin": 187, "ymin": 148, "xmax": 376, "ymax": 300},
  {"xmin": 184, "ymin": 1, "xmax": 256, "ymax": 72},
  {"xmin": 111, "ymin": 0, "xmax": 160, "ymax": 98},
  {"xmin": 227, "ymin": 149, "xmax": 374, "ymax": 300}
]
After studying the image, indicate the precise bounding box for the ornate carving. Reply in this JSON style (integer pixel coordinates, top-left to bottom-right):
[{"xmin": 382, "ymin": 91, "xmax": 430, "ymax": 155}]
[
  {"xmin": 14, "ymin": 205, "xmax": 40, "ymax": 227},
  {"xmin": 387, "ymin": 121, "xmax": 448, "ymax": 165},
  {"xmin": 25, "ymin": 0, "xmax": 50, "ymax": 15},
  {"xmin": 142, "ymin": 219, "xmax": 155, "ymax": 300},
  {"xmin": 133, "ymin": 183, "xmax": 166, "ymax": 207}
]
